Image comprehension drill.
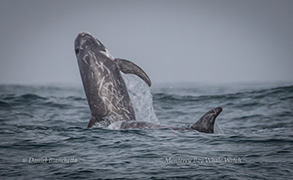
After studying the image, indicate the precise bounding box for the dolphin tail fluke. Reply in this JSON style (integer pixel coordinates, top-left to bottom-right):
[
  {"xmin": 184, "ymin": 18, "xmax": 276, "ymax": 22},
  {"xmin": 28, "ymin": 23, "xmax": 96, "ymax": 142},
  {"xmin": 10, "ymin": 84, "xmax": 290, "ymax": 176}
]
[
  {"xmin": 191, "ymin": 107, "xmax": 223, "ymax": 133},
  {"xmin": 114, "ymin": 58, "xmax": 152, "ymax": 87}
]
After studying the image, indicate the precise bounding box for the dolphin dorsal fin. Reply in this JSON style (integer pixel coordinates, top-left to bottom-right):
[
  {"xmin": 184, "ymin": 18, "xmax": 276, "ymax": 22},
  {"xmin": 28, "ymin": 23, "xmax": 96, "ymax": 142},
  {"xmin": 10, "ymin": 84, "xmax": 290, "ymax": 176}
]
[
  {"xmin": 191, "ymin": 107, "xmax": 223, "ymax": 133},
  {"xmin": 114, "ymin": 58, "xmax": 151, "ymax": 87}
]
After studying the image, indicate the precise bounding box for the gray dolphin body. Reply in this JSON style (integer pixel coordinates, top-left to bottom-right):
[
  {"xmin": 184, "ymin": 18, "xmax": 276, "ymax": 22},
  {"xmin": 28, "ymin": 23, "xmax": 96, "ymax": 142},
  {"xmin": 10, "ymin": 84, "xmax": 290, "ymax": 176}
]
[
  {"xmin": 109, "ymin": 107, "xmax": 222, "ymax": 133},
  {"xmin": 75, "ymin": 32, "xmax": 222, "ymax": 133}
]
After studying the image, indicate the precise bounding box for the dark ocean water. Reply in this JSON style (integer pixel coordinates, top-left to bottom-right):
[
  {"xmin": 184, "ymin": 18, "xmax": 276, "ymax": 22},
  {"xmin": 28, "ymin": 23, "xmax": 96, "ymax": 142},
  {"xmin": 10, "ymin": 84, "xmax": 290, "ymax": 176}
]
[{"xmin": 0, "ymin": 79, "xmax": 293, "ymax": 179}]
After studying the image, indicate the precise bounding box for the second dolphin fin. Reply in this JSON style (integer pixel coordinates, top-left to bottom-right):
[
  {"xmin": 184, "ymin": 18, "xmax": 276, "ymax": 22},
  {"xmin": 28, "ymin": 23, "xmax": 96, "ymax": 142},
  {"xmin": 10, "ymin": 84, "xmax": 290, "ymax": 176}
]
[{"xmin": 191, "ymin": 107, "xmax": 223, "ymax": 133}]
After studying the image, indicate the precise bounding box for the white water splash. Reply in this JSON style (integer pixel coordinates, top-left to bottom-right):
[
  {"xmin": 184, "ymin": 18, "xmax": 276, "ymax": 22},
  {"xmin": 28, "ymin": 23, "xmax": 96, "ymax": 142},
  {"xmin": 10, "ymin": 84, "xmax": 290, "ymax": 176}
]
[{"xmin": 122, "ymin": 74, "xmax": 159, "ymax": 124}]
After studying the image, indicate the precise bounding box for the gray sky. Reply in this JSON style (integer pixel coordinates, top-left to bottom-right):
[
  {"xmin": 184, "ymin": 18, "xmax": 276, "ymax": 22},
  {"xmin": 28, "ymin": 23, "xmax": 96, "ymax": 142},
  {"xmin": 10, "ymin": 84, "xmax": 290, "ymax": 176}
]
[{"xmin": 0, "ymin": 0, "xmax": 292, "ymax": 85}]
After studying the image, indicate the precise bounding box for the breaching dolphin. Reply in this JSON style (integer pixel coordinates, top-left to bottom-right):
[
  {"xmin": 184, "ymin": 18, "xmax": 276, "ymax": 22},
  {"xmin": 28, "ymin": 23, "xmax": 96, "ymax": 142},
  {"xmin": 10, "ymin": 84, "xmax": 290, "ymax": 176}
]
[{"xmin": 74, "ymin": 32, "xmax": 222, "ymax": 133}]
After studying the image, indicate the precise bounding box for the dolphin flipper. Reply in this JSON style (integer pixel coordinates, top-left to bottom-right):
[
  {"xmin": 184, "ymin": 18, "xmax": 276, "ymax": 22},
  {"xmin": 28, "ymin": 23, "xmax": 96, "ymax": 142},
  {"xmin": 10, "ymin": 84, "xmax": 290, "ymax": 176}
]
[
  {"xmin": 114, "ymin": 58, "xmax": 151, "ymax": 87},
  {"xmin": 88, "ymin": 116, "xmax": 99, "ymax": 128},
  {"xmin": 191, "ymin": 107, "xmax": 223, "ymax": 133}
]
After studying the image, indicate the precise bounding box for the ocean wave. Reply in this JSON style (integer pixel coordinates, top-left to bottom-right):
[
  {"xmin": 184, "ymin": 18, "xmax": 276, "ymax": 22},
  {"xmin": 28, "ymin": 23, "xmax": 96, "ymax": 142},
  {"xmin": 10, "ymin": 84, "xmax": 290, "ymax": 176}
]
[{"xmin": 154, "ymin": 85, "xmax": 293, "ymax": 103}]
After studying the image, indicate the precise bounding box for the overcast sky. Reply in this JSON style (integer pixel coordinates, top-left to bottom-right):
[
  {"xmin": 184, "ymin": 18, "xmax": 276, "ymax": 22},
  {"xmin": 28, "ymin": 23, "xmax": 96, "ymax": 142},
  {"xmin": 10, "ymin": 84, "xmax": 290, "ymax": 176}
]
[{"xmin": 0, "ymin": 0, "xmax": 292, "ymax": 86}]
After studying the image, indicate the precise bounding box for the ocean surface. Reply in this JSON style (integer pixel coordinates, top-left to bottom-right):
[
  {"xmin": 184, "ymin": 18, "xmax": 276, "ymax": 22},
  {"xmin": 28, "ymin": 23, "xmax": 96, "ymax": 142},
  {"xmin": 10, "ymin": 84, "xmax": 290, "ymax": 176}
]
[{"xmin": 0, "ymin": 77, "xmax": 292, "ymax": 179}]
